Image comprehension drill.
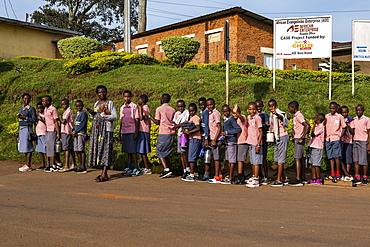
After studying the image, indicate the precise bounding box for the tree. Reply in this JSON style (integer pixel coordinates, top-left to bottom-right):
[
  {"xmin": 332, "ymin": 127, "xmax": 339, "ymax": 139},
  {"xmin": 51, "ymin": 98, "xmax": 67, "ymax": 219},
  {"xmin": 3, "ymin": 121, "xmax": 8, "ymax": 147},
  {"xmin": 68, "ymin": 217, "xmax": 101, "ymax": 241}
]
[
  {"xmin": 319, "ymin": 59, "xmax": 361, "ymax": 73},
  {"xmin": 31, "ymin": 0, "xmax": 139, "ymax": 44},
  {"xmin": 161, "ymin": 37, "xmax": 201, "ymax": 68},
  {"xmin": 138, "ymin": 0, "xmax": 147, "ymax": 33}
]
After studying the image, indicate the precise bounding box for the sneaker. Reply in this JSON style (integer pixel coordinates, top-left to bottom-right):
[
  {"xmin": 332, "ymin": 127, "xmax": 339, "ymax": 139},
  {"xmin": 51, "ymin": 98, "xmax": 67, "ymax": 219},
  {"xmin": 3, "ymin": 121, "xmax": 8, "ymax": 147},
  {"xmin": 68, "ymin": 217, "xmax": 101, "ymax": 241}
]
[
  {"xmin": 270, "ymin": 180, "xmax": 284, "ymax": 187},
  {"xmin": 282, "ymin": 179, "xmax": 289, "ymax": 185},
  {"xmin": 332, "ymin": 176, "xmax": 341, "ymax": 183},
  {"xmin": 54, "ymin": 164, "xmax": 62, "ymax": 170},
  {"xmin": 343, "ymin": 176, "xmax": 353, "ymax": 182},
  {"xmin": 44, "ymin": 166, "xmax": 57, "ymax": 173},
  {"xmin": 353, "ymin": 178, "xmax": 362, "ymax": 185},
  {"xmin": 301, "ymin": 179, "xmax": 308, "ymax": 184},
  {"xmin": 142, "ymin": 168, "xmax": 152, "ymax": 175},
  {"xmin": 246, "ymin": 176, "xmax": 256, "ymax": 184},
  {"xmin": 308, "ymin": 179, "xmax": 316, "ymax": 184},
  {"xmin": 36, "ymin": 166, "xmax": 46, "ymax": 171},
  {"xmin": 69, "ymin": 164, "xmax": 76, "ymax": 171},
  {"xmin": 19, "ymin": 165, "xmax": 32, "ymax": 172},
  {"xmin": 220, "ymin": 178, "xmax": 231, "ymax": 185},
  {"xmin": 315, "ymin": 179, "xmax": 323, "ymax": 185},
  {"xmin": 325, "ymin": 175, "xmax": 334, "ymax": 180},
  {"xmin": 182, "ymin": 175, "xmax": 195, "ymax": 182},
  {"xmin": 159, "ymin": 170, "xmax": 172, "ymax": 178},
  {"xmin": 206, "ymin": 176, "xmax": 221, "ymax": 183},
  {"xmin": 199, "ymin": 176, "xmax": 210, "ymax": 182},
  {"xmin": 288, "ymin": 179, "xmax": 304, "ymax": 186},
  {"xmin": 246, "ymin": 178, "xmax": 260, "ymax": 188},
  {"xmin": 362, "ymin": 178, "xmax": 369, "ymax": 185},
  {"xmin": 58, "ymin": 166, "xmax": 70, "ymax": 172},
  {"xmin": 261, "ymin": 177, "xmax": 269, "ymax": 185},
  {"xmin": 130, "ymin": 168, "xmax": 141, "ymax": 176},
  {"xmin": 75, "ymin": 168, "xmax": 87, "ymax": 174},
  {"xmin": 193, "ymin": 176, "xmax": 202, "ymax": 181},
  {"xmin": 122, "ymin": 168, "xmax": 132, "ymax": 175},
  {"xmin": 182, "ymin": 171, "xmax": 190, "ymax": 179},
  {"xmin": 231, "ymin": 179, "xmax": 245, "ymax": 185}
]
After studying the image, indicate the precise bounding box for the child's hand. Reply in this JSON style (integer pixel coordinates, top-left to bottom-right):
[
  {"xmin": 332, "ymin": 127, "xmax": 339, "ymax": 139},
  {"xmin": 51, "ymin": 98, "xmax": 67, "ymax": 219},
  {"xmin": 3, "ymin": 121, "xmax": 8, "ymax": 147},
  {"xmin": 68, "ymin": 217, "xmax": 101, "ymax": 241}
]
[
  {"xmin": 297, "ymin": 138, "xmax": 304, "ymax": 144},
  {"xmin": 265, "ymin": 122, "xmax": 270, "ymax": 126},
  {"xmin": 255, "ymin": 146, "xmax": 260, "ymax": 154},
  {"xmin": 221, "ymin": 132, "xmax": 226, "ymax": 136},
  {"xmin": 211, "ymin": 140, "xmax": 216, "ymax": 147},
  {"xmin": 134, "ymin": 133, "xmax": 138, "ymax": 140},
  {"xmin": 204, "ymin": 139, "xmax": 209, "ymax": 147}
]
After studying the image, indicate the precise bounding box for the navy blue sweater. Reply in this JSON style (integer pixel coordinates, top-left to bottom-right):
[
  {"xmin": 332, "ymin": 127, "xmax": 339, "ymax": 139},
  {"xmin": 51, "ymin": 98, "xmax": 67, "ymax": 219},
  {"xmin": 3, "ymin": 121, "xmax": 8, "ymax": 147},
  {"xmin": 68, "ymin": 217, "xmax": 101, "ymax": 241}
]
[
  {"xmin": 18, "ymin": 105, "xmax": 36, "ymax": 127},
  {"xmin": 72, "ymin": 110, "xmax": 88, "ymax": 135},
  {"xmin": 200, "ymin": 109, "xmax": 210, "ymax": 139},
  {"xmin": 223, "ymin": 116, "xmax": 242, "ymax": 144}
]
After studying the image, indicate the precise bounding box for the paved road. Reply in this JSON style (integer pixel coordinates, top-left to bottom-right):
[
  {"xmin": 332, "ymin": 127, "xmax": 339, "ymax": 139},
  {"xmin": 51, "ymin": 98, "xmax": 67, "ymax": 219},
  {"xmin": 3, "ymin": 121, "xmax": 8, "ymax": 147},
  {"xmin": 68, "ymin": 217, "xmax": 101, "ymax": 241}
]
[{"xmin": 1, "ymin": 161, "xmax": 370, "ymax": 246}]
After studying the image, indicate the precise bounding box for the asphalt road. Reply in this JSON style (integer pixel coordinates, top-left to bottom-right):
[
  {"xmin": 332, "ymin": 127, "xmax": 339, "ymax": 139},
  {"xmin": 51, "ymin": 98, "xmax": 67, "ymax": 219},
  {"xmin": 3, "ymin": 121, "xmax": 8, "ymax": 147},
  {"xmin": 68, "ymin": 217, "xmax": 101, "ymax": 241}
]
[{"xmin": 1, "ymin": 161, "xmax": 370, "ymax": 246}]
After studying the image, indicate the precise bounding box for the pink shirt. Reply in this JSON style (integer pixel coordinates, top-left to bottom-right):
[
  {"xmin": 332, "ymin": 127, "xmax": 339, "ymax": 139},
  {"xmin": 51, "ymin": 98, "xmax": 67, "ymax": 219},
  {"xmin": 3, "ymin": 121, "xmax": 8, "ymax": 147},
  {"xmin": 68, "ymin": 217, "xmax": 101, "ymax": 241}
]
[
  {"xmin": 308, "ymin": 123, "xmax": 325, "ymax": 149},
  {"xmin": 293, "ymin": 111, "xmax": 307, "ymax": 139},
  {"xmin": 236, "ymin": 115, "xmax": 248, "ymax": 144},
  {"xmin": 325, "ymin": 113, "xmax": 345, "ymax": 142},
  {"xmin": 44, "ymin": 105, "xmax": 58, "ymax": 132},
  {"xmin": 155, "ymin": 103, "xmax": 175, "ymax": 135},
  {"xmin": 61, "ymin": 107, "xmax": 74, "ymax": 134},
  {"xmin": 120, "ymin": 102, "xmax": 139, "ymax": 134},
  {"xmin": 36, "ymin": 113, "xmax": 46, "ymax": 136},
  {"xmin": 209, "ymin": 109, "xmax": 221, "ymax": 140},
  {"xmin": 246, "ymin": 114, "xmax": 262, "ymax": 146},
  {"xmin": 270, "ymin": 114, "xmax": 288, "ymax": 137},
  {"xmin": 350, "ymin": 115, "xmax": 370, "ymax": 141},
  {"xmin": 189, "ymin": 115, "xmax": 202, "ymax": 140},
  {"xmin": 139, "ymin": 105, "xmax": 151, "ymax": 133},
  {"xmin": 341, "ymin": 128, "xmax": 353, "ymax": 144}
]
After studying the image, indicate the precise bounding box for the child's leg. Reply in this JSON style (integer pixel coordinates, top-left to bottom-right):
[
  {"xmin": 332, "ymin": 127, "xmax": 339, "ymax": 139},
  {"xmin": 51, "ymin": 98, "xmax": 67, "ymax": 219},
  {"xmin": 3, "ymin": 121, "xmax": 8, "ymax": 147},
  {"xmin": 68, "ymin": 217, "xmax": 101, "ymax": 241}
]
[
  {"xmin": 253, "ymin": 165, "xmax": 259, "ymax": 177},
  {"xmin": 341, "ymin": 161, "xmax": 350, "ymax": 176},
  {"xmin": 277, "ymin": 164, "xmax": 284, "ymax": 181},
  {"xmin": 65, "ymin": 150, "xmax": 70, "ymax": 168},
  {"xmin": 346, "ymin": 164, "xmax": 352, "ymax": 174},
  {"xmin": 180, "ymin": 151, "xmax": 189, "ymax": 169},
  {"xmin": 131, "ymin": 153, "xmax": 138, "ymax": 167},
  {"xmin": 334, "ymin": 157, "xmax": 341, "ymax": 176},
  {"xmin": 294, "ymin": 138, "xmax": 305, "ymax": 180},
  {"xmin": 25, "ymin": 152, "xmax": 32, "ymax": 167},
  {"xmin": 315, "ymin": 166, "xmax": 321, "ymax": 179},
  {"xmin": 80, "ymin": 151, "xmax": 86, "ymax": 169},
  {"xmin": 311, "ymin": 165, "xmax": 316, "ymax": 180},
  {"xmin": 141, "ymin": 153, "xmax": 150, "ymax": 169},
  {"xmin": 70, "ymin": 149, "xmax": 76, "ymax": 166},
  {"xmin": 39, "ymin": 152, "xmax": 45, "ymax": 167},
  {"xmin": 300, "ymin": 157, "xmax": 306, "ymax": 180}
]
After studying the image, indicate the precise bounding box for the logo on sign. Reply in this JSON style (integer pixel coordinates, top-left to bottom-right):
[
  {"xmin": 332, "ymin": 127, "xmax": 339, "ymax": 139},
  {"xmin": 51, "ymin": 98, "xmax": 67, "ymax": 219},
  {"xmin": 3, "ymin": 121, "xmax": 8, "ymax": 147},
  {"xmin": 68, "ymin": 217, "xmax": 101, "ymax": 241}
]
[
  {"xmin": 292, "ymin": 40, "xmax": 313, "ymax": 50},
  {"xmin": 287, "ymin": 24, "xmax": 319, "ymax": 33}
]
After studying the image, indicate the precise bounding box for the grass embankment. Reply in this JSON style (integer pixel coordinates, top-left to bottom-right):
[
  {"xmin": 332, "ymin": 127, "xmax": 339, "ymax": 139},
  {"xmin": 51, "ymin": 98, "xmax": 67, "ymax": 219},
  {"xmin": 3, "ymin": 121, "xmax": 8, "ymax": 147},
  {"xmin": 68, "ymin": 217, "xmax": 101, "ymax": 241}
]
[{"xmin": 1, "ymin": 59, "xmax": 369, "ymax": 169}]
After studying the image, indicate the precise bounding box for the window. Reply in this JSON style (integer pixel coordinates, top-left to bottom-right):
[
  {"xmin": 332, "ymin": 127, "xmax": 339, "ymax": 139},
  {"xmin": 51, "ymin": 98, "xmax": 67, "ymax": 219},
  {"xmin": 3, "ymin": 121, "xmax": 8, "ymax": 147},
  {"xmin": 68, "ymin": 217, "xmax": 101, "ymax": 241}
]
[
  {"xmin": 247, "ymin": 55, "xmax": 255, "ymax": 64},
  {"xmin": 156, "ymin": 41, "xmax": 163, "ymax": 53},
  {"xmin": 208, "ymin": 32, "xmax": 221, "ymax": 43},
  {"xmin": 138, "ymin": 48, "xmax": 147, "ymax": 54}
]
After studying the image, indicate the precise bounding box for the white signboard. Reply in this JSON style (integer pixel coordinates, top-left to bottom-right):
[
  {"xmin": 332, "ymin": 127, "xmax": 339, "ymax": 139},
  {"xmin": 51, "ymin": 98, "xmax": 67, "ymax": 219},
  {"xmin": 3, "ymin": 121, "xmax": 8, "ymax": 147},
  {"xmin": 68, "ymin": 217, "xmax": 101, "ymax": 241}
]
[
  {"xmin": 274, "ymin": 16, "xmax": 332, "ymax": 59},
  {"xmin": 352, "ymin": 20, "xmax": 370, "ymax": 61}
]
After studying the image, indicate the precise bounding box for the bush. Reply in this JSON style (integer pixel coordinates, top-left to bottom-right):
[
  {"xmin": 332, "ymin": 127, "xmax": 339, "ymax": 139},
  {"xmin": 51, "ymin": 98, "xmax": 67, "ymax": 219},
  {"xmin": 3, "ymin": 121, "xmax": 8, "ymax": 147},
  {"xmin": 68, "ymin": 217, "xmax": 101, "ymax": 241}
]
[
  {"xmin": 90, "ymin": 56, "xmax": 125, "ymax": 72},
  {"xmin": 90, "ymin": 51, "xmax": 129, "ymax": 59},
  {"xmin": 161, "ymin": 36, "xmax": 201, "ymax": 68},
  {"xmin": 57, "ymin": 36, "xmax": 103, "ymax": 59},
  {"xmin": 184, "ymin": 62, "xmax": 198, "ymax": 69},
  {"xmin": 160, "ymin": 58, "xmax": 175, "ymax": 67},
  {"xmin": 63, "ymin": 57, "xmax": 96, "ymax": 75},
  {"xmin": 123, "ymin": 53, "xmax": 159, "ymax": 65},
  {"xmin": 14, "ymin": 56, "xmax": 61, "ymax": 60}
]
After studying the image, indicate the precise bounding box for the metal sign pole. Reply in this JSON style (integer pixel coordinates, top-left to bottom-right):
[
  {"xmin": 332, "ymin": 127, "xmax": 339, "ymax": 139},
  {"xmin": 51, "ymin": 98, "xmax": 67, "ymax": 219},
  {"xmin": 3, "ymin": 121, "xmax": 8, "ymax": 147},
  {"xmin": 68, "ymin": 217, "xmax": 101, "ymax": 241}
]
[{"xmin": 225, "ymin": 20, "xmax": 230, "ymax": 105}]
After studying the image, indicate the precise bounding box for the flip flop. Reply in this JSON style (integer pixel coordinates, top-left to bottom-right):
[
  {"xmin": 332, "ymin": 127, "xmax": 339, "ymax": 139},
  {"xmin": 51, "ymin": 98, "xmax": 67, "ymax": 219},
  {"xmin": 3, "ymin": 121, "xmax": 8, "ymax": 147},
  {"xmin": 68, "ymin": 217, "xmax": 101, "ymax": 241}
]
[{"xmin": 94, "ymin": 175, "xmax": 109, "ymax": 182}]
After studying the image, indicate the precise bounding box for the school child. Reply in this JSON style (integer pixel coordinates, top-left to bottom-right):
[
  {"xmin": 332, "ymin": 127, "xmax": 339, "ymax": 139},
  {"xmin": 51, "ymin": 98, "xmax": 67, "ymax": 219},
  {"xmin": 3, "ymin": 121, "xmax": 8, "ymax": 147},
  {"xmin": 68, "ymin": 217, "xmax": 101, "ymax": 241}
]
[
  {"xmin": 35, "ymin": 102, "xmax": 47, "ymax": 170},
  {"xmin": 71, "ymin": 100, "xmax": 88, "ymax": 173},
  {"xmin": 246, "ymin": 102, "xmax": 263, "ymax": 188},
  {"xmin": 324, "ymin": 102, "xmax": 346, "ymax": 182},
  {"xmin": 255, "ymin": 100, "xmax": 270, "ymax": 184},
  {"xmin": 307, "ymin": 113, "xmax": 325, "ymax": 185},
  {"xmin": 18, "ymin": 93, "xmax": 37, "ymax": 172},
  {"xmin": 120, "ymin": 90, "xmax": 140, "ymax": 176},
  {"xmin": 231, "ymin": 105, "xmax": 247, "ymax": 185},
  {"xmin": 198, "ymin": 97, "xmax": 211, "ymax": 181},
  {"xmin": 220, "ymin": 105, "xmax": 242, "ymax": 184},
  {"xmin": 268, "ymin": 99, "xmax": 289, "ymax": 187},
  {"xmin": 147, "ymin": 94, "xmax": 175, "ymax": 178},
  {"xmin": 287, "ymin": 101, "xmax": 310, "ymax": 186},
  {"xmin": 137, "ymin": 94, "xmax": 152, "ymax": 175},
  {"xmin": 182, "ymin": 103, "xmax": 202, "ymax": 182},
  {"xmin": 205, "ymin": 98, "xmax": 223, "ymax": 183},
  {"xmin": 347, "ymin": 104, "xmax": 370, "ymax": 185},
  {"xmin": 340, "ymin": 105, "xmax": 354, "ymax": 181},
  {"xmin": 59, "ymin": 99, "xmax": 77, "ymax": 172},
  {"xmin": 173, "ymin": 100, "xmax": 190, "ymax": 178}
]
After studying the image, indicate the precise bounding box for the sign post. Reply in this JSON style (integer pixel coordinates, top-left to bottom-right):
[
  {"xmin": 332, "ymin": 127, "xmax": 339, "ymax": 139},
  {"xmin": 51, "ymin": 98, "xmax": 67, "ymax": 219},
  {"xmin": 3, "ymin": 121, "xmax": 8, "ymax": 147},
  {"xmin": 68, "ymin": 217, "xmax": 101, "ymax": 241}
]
[
  {"xmin": 274, "ymin": 16, "xmax": 332, "ymax": 98},
  {"xmin": 225, "ymin": 20, "xmax": 230, "ymax": 105}
]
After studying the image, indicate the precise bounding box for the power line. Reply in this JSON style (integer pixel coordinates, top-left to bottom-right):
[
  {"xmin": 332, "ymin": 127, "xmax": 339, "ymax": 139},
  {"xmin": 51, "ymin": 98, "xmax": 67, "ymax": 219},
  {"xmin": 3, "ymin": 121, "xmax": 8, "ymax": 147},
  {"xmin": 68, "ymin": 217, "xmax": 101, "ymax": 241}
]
[
  {"xmin": 3, "ymin": 0, "xmax": 9, "ymax": 18},
  {"xmin": 204, "ymin": 0, "xmax": 230, "ymax": 7},
  {"xmin": 261, "ymin": 9, "xmax": 370, "ymax": 15},
  {"xmin": 148, "ymin": 13, "xmax": 183, "ymax": 21},
  {"xmin": 150, "ymin": 0, "xmax": 220, "ymax": 9},
  {"xmin": 8, "ymin": 0, "xmax": 17, "ymax": 19},
  {"xmin": 148, "ymin": 7, "xmax": 194, "ymax": 18}
]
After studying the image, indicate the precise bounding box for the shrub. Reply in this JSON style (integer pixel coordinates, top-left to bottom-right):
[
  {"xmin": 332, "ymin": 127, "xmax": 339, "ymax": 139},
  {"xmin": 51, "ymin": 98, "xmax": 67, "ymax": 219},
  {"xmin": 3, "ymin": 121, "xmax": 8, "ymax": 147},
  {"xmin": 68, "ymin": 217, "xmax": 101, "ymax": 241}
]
[
  {"xmin": 184, "ymin": 62, "xmax": 198, "ymax": 69},
  {"xmin": 90, "ymin": 56, "xmax": 125, "ymax": 72},
  {"xmin": 57, "ymin": 36, "xmax": 103, "ymax": 59},
  {"xmin": 90, "ymin": 51, "xmax": 129, "ymax": 59},
  {"xmin": 161, "ymin": 36, "xmax": 201, "ymax": 68},
  {"xmin": 63, "ymin": 57, "xmax": 96, "ymax": 75},
  {"xmin": 160, "ymin": 58, "xmax": 175, "ymax": 67},
  {"xmin": 14, "ymin": 56, "xmax": 61, "ymax": 60},
  {"xmin": 123, "ymin": 53, "xmax": 159, "ymax": 65}
]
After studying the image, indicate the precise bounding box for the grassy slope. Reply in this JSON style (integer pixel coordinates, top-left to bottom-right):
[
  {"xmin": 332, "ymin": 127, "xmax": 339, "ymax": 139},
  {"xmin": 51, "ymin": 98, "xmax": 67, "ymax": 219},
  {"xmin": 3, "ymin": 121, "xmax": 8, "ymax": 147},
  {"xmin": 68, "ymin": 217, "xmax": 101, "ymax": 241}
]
[{"xmin": 1, "ymin": 59, "xmax": 369, "ymax": 162}]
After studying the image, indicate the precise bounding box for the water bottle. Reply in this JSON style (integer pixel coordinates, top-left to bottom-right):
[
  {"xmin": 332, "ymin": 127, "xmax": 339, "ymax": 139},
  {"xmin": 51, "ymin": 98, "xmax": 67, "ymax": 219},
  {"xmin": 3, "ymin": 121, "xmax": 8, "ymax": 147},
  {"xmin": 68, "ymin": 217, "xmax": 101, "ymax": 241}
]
[
  {"xmin": 198, "ymin": 147, "xmax": 205, "ymax": 158},
  {"xmin": 55, "ymin": 139, "xmax": 62, "ymax": 153},
  {"xmin": 204, "ymin": 148, "xmax": 213, "ymax": 164}
]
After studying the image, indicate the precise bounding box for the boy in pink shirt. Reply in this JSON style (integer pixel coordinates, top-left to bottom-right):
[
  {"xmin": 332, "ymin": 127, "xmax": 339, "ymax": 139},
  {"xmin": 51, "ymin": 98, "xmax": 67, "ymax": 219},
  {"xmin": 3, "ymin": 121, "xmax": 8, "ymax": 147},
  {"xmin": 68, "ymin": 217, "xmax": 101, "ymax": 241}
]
[
  {"xmin": 232, "ymin": 105, "xmax": 247, "ymax": 185},
  {"xmin": 347, "ymin": 104, "xmax": 370, "ymax": 185},
  {"xmin": 119, "ymin": 90, "xmax": 140, "ymax": 176},
  {"xmin": 137, "ymin": 94, "xmax": 152, "ymax": 175},
  {"xmin": 59, "ymin": 99, "xmax": 76, "ymax": 172},
  {"xmin": 288, "ymin": 101, "xmax": 310, "ymax": 186},
  {"xmin": 324, "ymin": 102, "xmax": 346, "ymax": 182},
  {"xmin": 308, "ymin": 113, "xmax": 325, "ymax": 185},
  {"xmin": 173, "ymin": 100, "xmax": 189, "ymax": 178},
  {"xmin": 147, "ymin": 94, "xmax": 175, "ymax": 178},
  {"xmin": 35, "ymin": 102, "xmax": 47, "ymax": 170},
  {"xmin": 246, "ymin": 102, "xmax": 263, "ymax": 188},
  {"xmin": 340, "ymin": 105, "xmax": 354, "ymax": 181}
]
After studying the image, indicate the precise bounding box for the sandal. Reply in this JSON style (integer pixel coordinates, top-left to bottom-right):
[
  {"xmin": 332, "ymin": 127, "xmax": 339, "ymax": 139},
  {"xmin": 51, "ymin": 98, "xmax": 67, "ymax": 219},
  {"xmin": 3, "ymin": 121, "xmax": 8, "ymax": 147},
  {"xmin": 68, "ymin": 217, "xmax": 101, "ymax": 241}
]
[{"xmin": 94, "ymin": 175, "xmax": 109, "ymax": 182}]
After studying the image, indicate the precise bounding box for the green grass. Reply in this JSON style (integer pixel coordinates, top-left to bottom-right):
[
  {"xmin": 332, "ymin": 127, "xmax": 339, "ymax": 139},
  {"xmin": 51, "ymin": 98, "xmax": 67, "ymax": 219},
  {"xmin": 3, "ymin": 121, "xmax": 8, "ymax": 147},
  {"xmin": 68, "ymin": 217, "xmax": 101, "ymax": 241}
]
[{"xmin": 1, "ymin": 58, "xmax": 368, "ymax": 167}]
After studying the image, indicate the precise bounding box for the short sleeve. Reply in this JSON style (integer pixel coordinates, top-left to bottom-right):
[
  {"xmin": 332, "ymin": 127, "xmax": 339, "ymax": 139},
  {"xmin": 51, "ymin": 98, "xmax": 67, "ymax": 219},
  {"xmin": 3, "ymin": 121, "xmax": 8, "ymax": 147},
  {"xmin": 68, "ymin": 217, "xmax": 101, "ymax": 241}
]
[
  {"xmin": 143, "ymin": 105, "xmax": 150, "ymax": 114},
  {"xmin": 120, "ymin": 106, "xmax": 124, "ymax": 119},
  {"xmin": 256, "ymin": 116, "xmax": 263, "ymax": 128},
  {"xmin": 155, "ymin": 108, "xmax": 160, "ymax": 121},
  {"xmin": 297, "ymin": 113, "xmax": 305, "ymax": 124},
  {"xmin": 215, "ymin": 111, "xmax": 221, "ymax": 124},
  {"xmin": 52, "ymin": 108, "xmax": 58, "ymax": 120},
  {"xmin": 133, "ymin": 105, "xmax": 139, "ymax": 119}
]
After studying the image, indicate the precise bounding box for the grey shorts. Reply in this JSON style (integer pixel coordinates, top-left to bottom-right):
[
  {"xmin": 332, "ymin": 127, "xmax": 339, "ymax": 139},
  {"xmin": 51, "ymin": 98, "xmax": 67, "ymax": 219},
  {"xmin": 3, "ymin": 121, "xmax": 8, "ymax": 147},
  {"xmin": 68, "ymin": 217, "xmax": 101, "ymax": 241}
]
[
  {"xmin": 121, "ymin": 133, "xmax": 137, "ymax": 154},
  {"xmin": 210, "ymin": 140, "xmax": 222, "ymax": 161},
  {"xmin": 225, "ymin": 144, "xmax": 237, "ymax": 164},
  {"xmin": 274, "ymin": 135, "xmax": 289, "ymax": 165},
  {"xmin": 249, "ymin": 145, "xmax": 263, "ymax": 165},
  {"xmin": 309, "ymin": 148, "xmax": 323, "ymax": 167},
  {"xmin": 156, "ymin": 134, "xmax": 174, "ymax": 159},
  {"xmin": 341, "ymin": 142, "xmax": 353, "ymax": 165},
  {"xmin": 74, "ymin": 135, "xmax": 86, "ymax": 152},
  {"xmin": 62, "ymin": 133, "xmax": 73, "ymax": 151},
  {"xmin": 177, "ymin": 135, "xmax": 187, "ymax": 153},
  {"xmin": 237, "ymin": 144, "xmax": 248, "ymax": 162},
  {"xmin": 46, "ymin": 131, "xmax": 56, "ymax": 157},
  {"xmin": 325, "ymin": 140, "xmax": 341, "ymax": 159},
  {"xmin": 353, "ymin": 140, "xmax": 368, "ymax": 166},
  {"xmin": 294, "ymin": 138, "xmax": 306, "ymax": 159},
  {"xmin": 188, "ymin": 138, "xmax": 201, "ymax": 163}
]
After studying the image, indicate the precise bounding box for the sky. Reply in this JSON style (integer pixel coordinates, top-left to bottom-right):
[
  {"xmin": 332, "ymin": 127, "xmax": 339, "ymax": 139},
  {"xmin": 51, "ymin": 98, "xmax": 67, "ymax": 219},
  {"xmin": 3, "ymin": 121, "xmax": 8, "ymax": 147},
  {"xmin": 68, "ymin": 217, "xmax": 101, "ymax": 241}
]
[{"xmin": 1, "ymin": 0, "xmax": 370, "ymax": 42}]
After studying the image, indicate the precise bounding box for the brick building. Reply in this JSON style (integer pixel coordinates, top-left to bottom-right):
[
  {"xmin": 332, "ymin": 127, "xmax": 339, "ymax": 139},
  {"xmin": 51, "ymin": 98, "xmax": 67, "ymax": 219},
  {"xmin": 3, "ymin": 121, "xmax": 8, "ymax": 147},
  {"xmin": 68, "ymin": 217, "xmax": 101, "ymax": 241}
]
[{"xmin": 114, "ymin": 7, "xmax": 312, "ymax": 70}]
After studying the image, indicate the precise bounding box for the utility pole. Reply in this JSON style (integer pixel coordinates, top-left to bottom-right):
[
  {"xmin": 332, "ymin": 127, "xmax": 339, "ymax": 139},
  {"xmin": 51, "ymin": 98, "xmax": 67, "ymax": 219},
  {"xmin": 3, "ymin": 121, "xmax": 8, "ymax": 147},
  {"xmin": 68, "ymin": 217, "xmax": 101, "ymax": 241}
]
[
  {"xmin": 224, "ymin": 20, "xmax": 230, "ymax": 105},
  {"xmin": 138, "ymin": 0, "xmax": 147, "ymax": 33},
  {"xmin": 124, "ymin": 0, "xmax": 131, "ymax": 52}
]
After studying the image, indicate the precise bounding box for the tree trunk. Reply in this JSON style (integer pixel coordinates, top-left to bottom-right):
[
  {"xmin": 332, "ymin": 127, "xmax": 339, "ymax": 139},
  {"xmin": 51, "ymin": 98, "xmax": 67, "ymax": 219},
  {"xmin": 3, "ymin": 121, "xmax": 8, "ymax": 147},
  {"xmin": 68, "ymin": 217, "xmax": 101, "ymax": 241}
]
[{"xmin": 138, "ymin": 0, "xmax": 147, "ymax": 33}]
